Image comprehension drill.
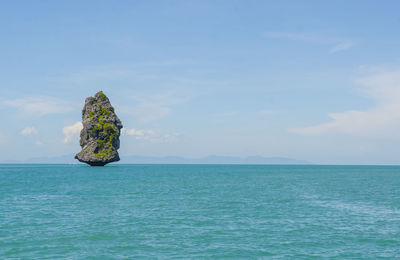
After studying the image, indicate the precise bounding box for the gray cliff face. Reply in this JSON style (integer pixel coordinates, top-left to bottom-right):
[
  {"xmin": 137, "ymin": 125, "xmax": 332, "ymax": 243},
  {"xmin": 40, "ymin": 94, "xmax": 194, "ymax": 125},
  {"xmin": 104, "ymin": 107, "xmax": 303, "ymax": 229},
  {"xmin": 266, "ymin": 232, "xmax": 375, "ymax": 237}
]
[{"xmin": 75, "ymin": 91, "xmax": 123, "ymax": 166}]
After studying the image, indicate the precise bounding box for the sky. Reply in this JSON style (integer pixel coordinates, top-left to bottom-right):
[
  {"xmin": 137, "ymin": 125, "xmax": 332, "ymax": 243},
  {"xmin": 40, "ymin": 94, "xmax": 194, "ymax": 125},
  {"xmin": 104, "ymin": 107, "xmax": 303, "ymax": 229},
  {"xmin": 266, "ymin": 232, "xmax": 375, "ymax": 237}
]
[{"xmin": 1, "ymin": 0, "xmax": 400, "ymax": 164}]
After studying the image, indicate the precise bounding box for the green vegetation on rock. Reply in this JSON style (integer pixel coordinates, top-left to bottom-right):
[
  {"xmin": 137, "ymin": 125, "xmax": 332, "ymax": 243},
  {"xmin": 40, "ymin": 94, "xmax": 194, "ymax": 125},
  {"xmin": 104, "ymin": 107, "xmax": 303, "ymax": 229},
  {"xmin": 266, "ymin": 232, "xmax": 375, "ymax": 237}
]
[
  {"xmin": 98, "ymin": 91, "xmax": 107, "ymax": 100},
  {"xmin": 87, "ymin": 111, "xmax": 95, "ymax": 118},
  {"xmin": 101, "ymin": 107, "xmax": 111, "ymax": 116},
  {"xmin": 89, "ymin": 105, "xmax": 118, "ymax": 158},
  {"xmin": 89, "ymin": 97, "xmax": 97, "ymax": 104}
]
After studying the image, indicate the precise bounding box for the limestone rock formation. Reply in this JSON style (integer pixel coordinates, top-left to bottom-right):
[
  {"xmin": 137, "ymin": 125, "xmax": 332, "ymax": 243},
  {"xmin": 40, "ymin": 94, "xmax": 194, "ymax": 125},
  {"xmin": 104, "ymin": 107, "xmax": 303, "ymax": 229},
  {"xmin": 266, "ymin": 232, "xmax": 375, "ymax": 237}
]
[{"xmin": 75, "ymin": 91, "xmax": 123, "ymax": 166}]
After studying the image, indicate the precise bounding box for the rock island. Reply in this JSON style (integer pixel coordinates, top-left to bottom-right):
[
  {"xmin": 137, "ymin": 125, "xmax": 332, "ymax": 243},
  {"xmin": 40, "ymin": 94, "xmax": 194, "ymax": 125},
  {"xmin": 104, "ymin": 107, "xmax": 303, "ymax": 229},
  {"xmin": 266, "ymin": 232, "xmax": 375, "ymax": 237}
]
[{"xmin": 75, "ymin": 91, "xmax": 123, "ymax": 166}]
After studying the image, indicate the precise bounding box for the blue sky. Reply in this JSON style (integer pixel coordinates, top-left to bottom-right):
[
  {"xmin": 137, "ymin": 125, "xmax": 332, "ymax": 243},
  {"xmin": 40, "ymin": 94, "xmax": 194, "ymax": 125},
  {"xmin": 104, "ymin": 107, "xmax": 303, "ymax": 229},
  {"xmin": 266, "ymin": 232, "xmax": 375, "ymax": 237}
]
[{"xmin": 1, "ymin": 0, "xmax": 400, "ymax": 164}]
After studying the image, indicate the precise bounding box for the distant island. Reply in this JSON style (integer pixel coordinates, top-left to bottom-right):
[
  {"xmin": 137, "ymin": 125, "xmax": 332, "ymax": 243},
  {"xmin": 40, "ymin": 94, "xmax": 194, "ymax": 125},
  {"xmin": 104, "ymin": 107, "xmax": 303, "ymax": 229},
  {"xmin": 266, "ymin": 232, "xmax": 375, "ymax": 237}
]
[
  {"xmin": 120, "ymin": 155, "xmax": 309, "ymax": 164},
  {"xmin": 1, "ymin": 155, "xmax": 309, "ymax": 165}
]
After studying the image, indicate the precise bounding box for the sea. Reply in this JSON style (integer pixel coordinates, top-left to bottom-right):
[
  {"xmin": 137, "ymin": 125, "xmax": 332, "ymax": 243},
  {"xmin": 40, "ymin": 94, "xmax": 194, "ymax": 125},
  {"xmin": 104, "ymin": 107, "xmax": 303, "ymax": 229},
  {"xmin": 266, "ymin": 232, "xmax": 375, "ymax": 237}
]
[{"xmin": 1, "ymin": 164, "xmax": 400, "ymax": 259}]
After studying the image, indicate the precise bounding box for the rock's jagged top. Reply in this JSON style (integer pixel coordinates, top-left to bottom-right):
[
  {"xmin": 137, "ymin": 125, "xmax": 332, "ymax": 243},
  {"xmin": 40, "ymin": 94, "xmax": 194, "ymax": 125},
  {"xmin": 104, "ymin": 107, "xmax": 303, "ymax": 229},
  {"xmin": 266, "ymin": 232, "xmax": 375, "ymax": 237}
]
[{"xmin": 75, "ymin": 91, "xmax": 123, "ymax": 166}]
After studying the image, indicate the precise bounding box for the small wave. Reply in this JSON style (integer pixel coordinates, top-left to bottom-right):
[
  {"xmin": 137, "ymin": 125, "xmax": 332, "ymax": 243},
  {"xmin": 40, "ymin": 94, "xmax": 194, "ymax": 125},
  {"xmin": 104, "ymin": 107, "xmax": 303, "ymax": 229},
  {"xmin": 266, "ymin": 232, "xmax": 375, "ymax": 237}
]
[{"xmin": 302, "ymin": 194, "xmax": 400, "ymax": 219}]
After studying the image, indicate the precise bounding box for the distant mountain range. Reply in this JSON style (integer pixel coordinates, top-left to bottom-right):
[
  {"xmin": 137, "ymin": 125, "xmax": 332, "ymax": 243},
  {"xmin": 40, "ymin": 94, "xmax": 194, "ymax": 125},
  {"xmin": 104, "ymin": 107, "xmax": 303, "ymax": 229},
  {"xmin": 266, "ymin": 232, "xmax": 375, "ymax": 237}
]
[{"xmin": 1, "ymin": 154, "xmax": 309, "ymax": 165}]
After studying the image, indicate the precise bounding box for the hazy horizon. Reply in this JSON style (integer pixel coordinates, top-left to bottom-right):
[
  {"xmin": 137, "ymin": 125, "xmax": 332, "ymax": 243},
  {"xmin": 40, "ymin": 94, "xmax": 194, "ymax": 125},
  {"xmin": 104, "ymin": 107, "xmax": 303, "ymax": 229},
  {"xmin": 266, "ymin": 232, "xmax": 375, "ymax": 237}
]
[{"xmin": 1, "ymin": 1, "xmax": 400, "ymax": 164}]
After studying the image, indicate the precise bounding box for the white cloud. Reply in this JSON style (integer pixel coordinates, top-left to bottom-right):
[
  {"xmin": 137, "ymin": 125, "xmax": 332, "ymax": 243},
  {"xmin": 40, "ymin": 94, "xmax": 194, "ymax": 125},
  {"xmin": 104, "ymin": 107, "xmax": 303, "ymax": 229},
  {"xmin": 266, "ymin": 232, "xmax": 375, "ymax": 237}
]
[
  {"xmin": 289, "ymin": 68, "xmax": 400, "ymax": 137},
  {"xmin": 3, "ymin": 96, "xmax": 73, "ymax": 116},
  {"xmin": 330, "ymin": 41, "xmax": 354, "ymax": 53},
  {"xmin": 20, "ymin": 126, "xmax": 38, "ymax": 136},
  {"xmin": 122, "ymin": 128, "xmax": 179, "ymax": 143},
  {"xmin": 263, "ymin": 31, "xmax": 355, "ymax": 53},
  {"xmin": 63, "ymin": 122, "xmax": 83, "ymax": 144},
  {"xmin": 35, "ymin": 140, "xmax": 43, "ymax": 145},
  {"xmin": 122, "ymin": 128, "xmax": 156, "ymax": 137}
]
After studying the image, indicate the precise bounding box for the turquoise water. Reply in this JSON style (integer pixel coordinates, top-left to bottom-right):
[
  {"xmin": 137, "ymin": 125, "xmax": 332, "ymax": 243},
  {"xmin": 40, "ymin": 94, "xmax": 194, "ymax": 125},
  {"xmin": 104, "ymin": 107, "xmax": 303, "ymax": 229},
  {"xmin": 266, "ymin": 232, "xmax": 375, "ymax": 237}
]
[{"xmin": 1, "ymin": 164, "xmax": 400, "ymax": 259}]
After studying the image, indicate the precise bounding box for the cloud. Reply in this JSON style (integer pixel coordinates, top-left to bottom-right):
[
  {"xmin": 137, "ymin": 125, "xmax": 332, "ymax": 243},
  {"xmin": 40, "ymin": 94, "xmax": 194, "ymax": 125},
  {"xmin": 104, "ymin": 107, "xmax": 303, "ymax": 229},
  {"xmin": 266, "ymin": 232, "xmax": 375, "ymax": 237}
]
[
  {"xmin": 262, "ymin": 31, "xmax": 355, "ymax": 53},
  {"xmin": 3, "ymin": 96, "xmax": 73, "ymax": 116},
  {"xmin": 289, "ymin": 68, "xmax": 400, "ymax": 137},
  {"xmin": 20, "ymin": 126, "xmax": 38, "ymax": 136},
  {"xmin": 120, "ymin": 91, "xmax": 190, "ymax": 124},
  {"xmin": 122, "ymin": 128, "xmax": 179, "ymax": 143},
  {"xmin": 330, "ymin": 42, "xmax": 354, "ymax": 53},
  {"xmin": 63, "ymin": 122, "xmax": 83, "ymax": 144}
]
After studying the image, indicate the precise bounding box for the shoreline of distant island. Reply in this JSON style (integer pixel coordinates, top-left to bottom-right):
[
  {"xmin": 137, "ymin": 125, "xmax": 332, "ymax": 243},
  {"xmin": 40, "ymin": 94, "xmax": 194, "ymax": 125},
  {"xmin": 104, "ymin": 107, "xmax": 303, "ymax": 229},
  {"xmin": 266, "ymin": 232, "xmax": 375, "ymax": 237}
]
[{"xmin": 0, "ymin": 155, "xmax": 309, "ymax": 165}]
